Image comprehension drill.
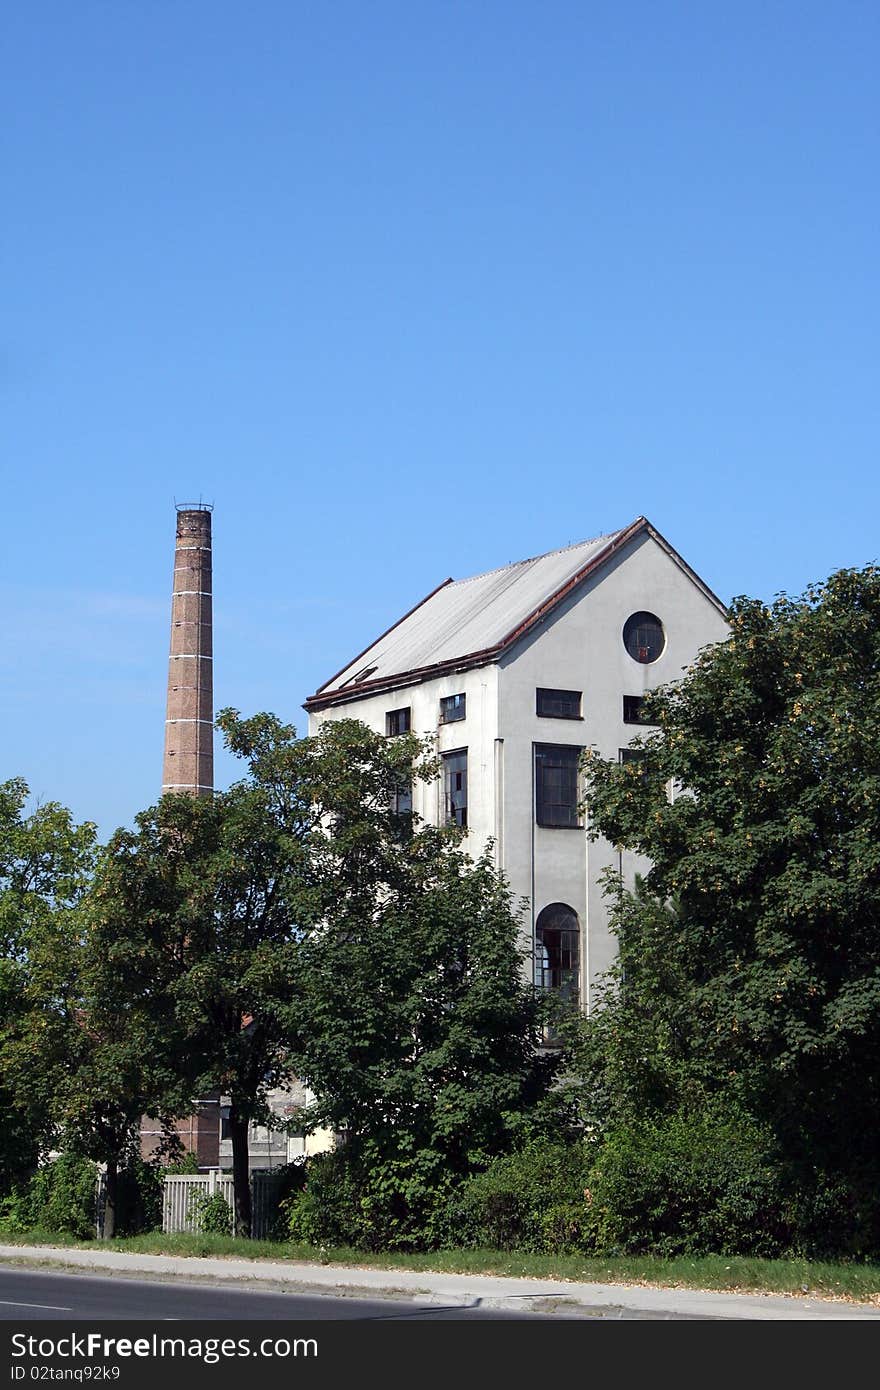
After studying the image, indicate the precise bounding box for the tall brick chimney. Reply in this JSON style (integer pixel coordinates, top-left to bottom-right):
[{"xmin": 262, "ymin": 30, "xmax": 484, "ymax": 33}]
[{"xmin": 162, "ymin": 505, "xmax": 214, "ymax": 797}]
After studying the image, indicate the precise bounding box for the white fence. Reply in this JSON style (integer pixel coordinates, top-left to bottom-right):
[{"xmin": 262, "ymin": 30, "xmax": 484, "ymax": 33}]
[
  {"xmin": 162, "ymin": 1169, "xmax": 287, "ymax": 1238},
  {"xmin": 163, "ymin": 1172, "xmax": 235, "ymax": 1234}
]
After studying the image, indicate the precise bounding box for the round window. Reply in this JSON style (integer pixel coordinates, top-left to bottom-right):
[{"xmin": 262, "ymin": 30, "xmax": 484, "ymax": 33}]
[{"xmin": 623, "ymin": 611, "xmax": 665, "ymax": 664}]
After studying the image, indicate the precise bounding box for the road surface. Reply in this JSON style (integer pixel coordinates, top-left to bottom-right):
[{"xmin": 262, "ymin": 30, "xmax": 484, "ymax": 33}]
[{"xmin": 0, "ymin": 1265, "xmax": 592, "ymax": 1320}]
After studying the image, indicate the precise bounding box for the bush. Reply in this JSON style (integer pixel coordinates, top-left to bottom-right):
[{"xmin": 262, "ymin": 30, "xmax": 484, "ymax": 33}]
[
  {"xmin": 585, "ymin": 1101, "xmax": 793, "ymax": 1257},
  {"xmin": 284, "ymin": 1151, "xmax": 361, "ymax": 1247},
  {"xmin": 114, "ymin": 1158, "xmax": 164, "ymax": 1236},
  {"xmin": 188, "ymin": 1190, "xmax": 233, "ymax": 1236},
  {"xmin": 284, "ymin": 1141, "xmax": 597, "ymax": 1255},
  {"xmin": 0, "ymin": 1187, "xmax": 32, "ymax": 1235},
  {"xmin": 284, "ymin": 1148, "xmax": 460, "ymax": 1252},
  {"xmin": 256, "ymin": 1161, "xmax": 307, "ymax": 1241},
  {"xmin": 449, "ymin": 1141, "xmax": 594, "ymax": 1254},
  {"xmin": 775, "ymin": 1167, "xmax": 880, "ymax": 1261},
  {"xmin": 0, "ymin": 1153, "xmax": 99, "ymax": 1239}
]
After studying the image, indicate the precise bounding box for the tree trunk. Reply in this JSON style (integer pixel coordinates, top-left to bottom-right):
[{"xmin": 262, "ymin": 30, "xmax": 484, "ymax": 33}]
[
  {"xmin": 229, "ymin": 1111, "xmax": 251, "ymax": 1238},
  {"xmin": 101, "ymin": 1157, "xmax": 117, "ymax": 1240}
]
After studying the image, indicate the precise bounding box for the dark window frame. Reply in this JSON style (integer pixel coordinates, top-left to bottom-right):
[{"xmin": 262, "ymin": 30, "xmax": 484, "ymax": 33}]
[
  {"xmin": 442, "ymin": 747, "xmax": 468, "ymax": 828},
  {"xmin": 385, "ymin": 707, "xmax": 411, "ymax": 737},
  {"xmin": 619, "ymin": 747, "xmax": 648, "ymax": 781},
  {"xmin": 623, "ymin": 695, "xmax": 660, "ymax": 726},
  {"xmin": 623, "ymin": 611, "xmax": 665, "ymax": 664},
  {"xmin": 535, "ymin": 902, "xmax": 581, "ymax": 1012},
  {"xmin": 536, "ymin": 687, "xmax": 582, "ymax": 720},
  {"xmin": 619, "ymin": 747, "xmax": 646, "ymax": 764},
  {"xmin": 439, "ymin": 693, "xmax": 466, "ymax": 724},
  {"xmin": 534, "ymin": 743, "xmax": 583, "ymax": 828}
]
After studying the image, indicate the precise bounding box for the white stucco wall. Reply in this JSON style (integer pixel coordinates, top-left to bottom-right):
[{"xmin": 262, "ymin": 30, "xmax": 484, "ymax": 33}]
[
  {"xmin": 307, "ymin": 530, "xmax": 729, "ymax": 1010},
  {"xmin": 495, "ymin": 529, "xmax": 729, "ymax": 1008},
  {"xmin": 308, "ymin": 666, "xmax": 501, "ymax": 856}
]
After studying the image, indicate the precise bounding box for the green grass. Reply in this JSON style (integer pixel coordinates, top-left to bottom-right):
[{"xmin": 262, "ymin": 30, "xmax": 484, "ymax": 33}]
[{"xmin": 2, "ymin": 1229, "xmax": 879, "ymax": 1304}]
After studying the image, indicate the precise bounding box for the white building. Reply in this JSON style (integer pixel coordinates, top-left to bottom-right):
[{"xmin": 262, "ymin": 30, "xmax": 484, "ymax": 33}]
[
  {"xmin": 304, "ymin": 517, "xmax": 729, "ymax": 1012},
  {"xmin": 217, "ymin": 1082, "xmax": 334, "ymax": 1173}
]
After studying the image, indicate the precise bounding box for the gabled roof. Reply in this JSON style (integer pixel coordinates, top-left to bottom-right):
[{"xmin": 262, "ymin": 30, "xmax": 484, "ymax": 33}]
[{"xmin": 305, "ymin": 516, "xmax": 727, "ymax": 711}]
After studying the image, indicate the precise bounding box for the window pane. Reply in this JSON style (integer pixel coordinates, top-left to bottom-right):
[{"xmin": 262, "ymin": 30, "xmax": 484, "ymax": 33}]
[
  {"xmin": 535, "ymin": 903, "xmax": 580, "ymax": 1009},
  {"xmin": 442, "ymin": 749, "xmax": 468, "ymax": 828},
  {"xmin": 536, "ymin": 687, "xmax": 582, "ymax": 719},
  {"xmin": 535, "ymin": 744, "xmax": 582, "ymax": 827},
  {"xmin": 623, "ymin": 695, "xmax": 660, "ymax": 725},
  {"xmin": 619, "ymin": 747, "xmax": 648, "ymax": 780},
  {"xmin": 386, "ymin": 707, "xmax": 411, "ymax": 736},
  {"xmin": 619, "ymin": 747, "xmax": 646, "ymax": 764},
  {"xmin": 440, "ymin": 693, "xmax": 466, "ymax": 723},
  {"xmin": 622, "ymin": 611, "xmax": 665, "ymax": 664}
]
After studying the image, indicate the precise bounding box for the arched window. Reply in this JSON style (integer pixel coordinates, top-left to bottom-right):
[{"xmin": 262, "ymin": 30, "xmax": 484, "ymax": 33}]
[{"xmin": 535, "ymin": 903, "xmax": 580, "ymax": 1008}]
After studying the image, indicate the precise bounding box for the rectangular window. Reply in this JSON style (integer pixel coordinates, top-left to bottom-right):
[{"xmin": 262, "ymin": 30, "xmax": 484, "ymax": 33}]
[
  {"xmin": 536, "ymin": 687, "xmax": 582, "ymax": 719},
  {"xmin": 535, "ymin": 744, "xmax": 582, "ymax": 827},
  {"xmin": 442, "ymin": 749, "xmax": 468, "ymax": 828},
  {"xmin": 623, "ymin": 695, "xmax": 659, "ymax": 725},
  {"xmin": 439, "ymin": 693, "xmax": 466, "ymax": 723},
  {"xmin": 390, "ymin": 782, "xmax": 412, "ymax": 816},
  {"xmin": 619, "ymin": 747, "xmax": 648, "ymax": 780},
  {"xmin": 386, "ymin": 707, "xmax": 411, "ymax": 736}
]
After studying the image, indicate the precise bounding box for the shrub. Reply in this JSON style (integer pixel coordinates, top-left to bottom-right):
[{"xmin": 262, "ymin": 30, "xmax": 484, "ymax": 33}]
[
  {"xmin": 256, "ymin": 1161, "xmax": 307, "ymax": 1241},
  {"xmin": 284, "ymin": 1151, "xmax": 362, "ymax": 1248},
  {"xmin": 188, "ymin": 1190, "xmax": 233, "ymax": 1236},
  {"xmin": 1, "ymin": 1153, "xmax": 100, "ymax": 1239},
  {"xmin": 775, "ymin": 1168, "xmax": 880, "ymax": 1261},
  {"xmin": 284, "ymin": 1141, "xmax": 597, "ymax": 1255},
  {"xmin": 0, "ymin": 1187, "xmax": 32, "ymax": 1235},
  {"xmin": 284, "ymin": 1148, "xmax": 459, "ymax": 1252},
  {"xmin": 114, "ymin": 1158, "xmax": 164, "ymax": 1236},
  {"xmin": 585, "ymin": 1101, "xmax": 793, "ymax": 1257},
  {"xmin": 449, "ymin": 1141, "xmax": 594, "ymax": 1253}
]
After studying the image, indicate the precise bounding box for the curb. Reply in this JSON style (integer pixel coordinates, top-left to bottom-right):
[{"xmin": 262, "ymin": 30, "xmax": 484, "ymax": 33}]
[{"xmin": 2, "ymin": 1243, "xmax": 879, "ymax": 1321}]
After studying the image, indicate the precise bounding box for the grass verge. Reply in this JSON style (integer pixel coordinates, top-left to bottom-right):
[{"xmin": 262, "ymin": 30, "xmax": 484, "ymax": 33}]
[{"xmin": 1, "ymin": 1230, "xmax": 879, "ymax": 1303}]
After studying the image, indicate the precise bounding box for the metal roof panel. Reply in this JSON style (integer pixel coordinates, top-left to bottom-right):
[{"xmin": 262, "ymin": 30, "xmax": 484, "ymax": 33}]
[{"xmin": 319, "ymin": 528, "xmax": 627, "ymax": 697}]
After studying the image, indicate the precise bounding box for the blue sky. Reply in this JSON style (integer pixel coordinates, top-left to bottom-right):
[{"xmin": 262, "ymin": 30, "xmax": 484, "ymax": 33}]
[{"xmin": 3, "ymin": 1, "xmax": 878, "ymax": 841}]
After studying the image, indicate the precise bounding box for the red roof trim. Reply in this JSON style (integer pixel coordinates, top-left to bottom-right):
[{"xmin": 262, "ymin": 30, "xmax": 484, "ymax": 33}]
[
  {"xmin": 494, "ymin": 517, "xmax": 647, "ymax": 650},
  {"xmin": 305, "ymin": 647, "xmax": 503, "ymax": 711}
]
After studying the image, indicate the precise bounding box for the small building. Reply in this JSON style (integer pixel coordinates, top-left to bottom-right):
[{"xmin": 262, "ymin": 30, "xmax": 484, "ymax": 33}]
[
  {"xmin": 304, "ymin": 516, "xmax": 729, "ymax": 1010},
  {"xmin": 218, "ymin": 1082, "xmax": 335, "ymax": 1173}
]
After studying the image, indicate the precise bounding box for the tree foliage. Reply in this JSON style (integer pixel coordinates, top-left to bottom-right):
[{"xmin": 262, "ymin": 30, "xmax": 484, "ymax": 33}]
[
  {"xmin": 291, "ymin": 848, "xmax": 555, "ymax": 1248},
  {"xmin": 85, "ymin": 711, "xmax": 448, "ymax": 1237},
  {"xmin": 0, "ymin": 780, "xmax": 96, "ymax": 1189},
  {"xmin": 579, "ymin": 568, "xmax": 880, "ymax": 1251},
  {"xmin": 89, "ymin": 714, "xmax": 317, "ymax": 1236}
]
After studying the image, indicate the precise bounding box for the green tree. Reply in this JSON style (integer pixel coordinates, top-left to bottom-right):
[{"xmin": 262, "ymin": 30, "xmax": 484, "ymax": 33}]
[
  {"xmin": 88, "ymin": 711, "xmax": 430, "ymax": 1237},
  {"xmin": 89, "ymin": 757, "xmax": 306, "ymax": 1236},
  {"xmin": 580, "ymin": 567, "xmax": 880, "ymax": 1248},
  {"xmin": 0, "ymin": 779, "xmax": 96, "ymax": 1193},
  {"xmin": 287, "ymin": 736, "xmax": 557, "ymax": 1250},
  {"xmin": 91, "ymin": 710, "xmax": 557, "ymax": 1245},
  {"xmin": 206, "ymin": 709, "xmax": 447, "ymax": 1236},
  {"xmin": 49, "ymin": 863, "xmax": 195, "ymax": 1239}
]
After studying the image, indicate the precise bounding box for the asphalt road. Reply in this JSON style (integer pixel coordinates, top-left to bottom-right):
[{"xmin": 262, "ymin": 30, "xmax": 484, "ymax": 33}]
[{"xmin": 0, "ymin": 1266, "xmax": 579, "ymax": 1321}]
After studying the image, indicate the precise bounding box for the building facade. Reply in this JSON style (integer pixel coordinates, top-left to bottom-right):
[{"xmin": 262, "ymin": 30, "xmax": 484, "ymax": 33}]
[{"xmin": 305, "ymin": 517, "xmax": 729, "ymax": 1011}]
